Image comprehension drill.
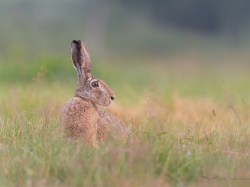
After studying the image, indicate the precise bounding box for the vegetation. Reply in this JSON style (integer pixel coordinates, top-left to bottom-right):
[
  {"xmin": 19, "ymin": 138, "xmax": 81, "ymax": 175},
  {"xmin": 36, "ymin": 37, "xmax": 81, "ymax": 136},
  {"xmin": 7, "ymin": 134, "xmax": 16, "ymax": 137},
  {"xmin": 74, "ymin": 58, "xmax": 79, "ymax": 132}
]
[
  {"xmin": 1, "ymin": 1, "xmax": 250, "ymax": 186},
  {"xmin": 1, "ymin": 50, "xmax": 250, "ymax": 186}
]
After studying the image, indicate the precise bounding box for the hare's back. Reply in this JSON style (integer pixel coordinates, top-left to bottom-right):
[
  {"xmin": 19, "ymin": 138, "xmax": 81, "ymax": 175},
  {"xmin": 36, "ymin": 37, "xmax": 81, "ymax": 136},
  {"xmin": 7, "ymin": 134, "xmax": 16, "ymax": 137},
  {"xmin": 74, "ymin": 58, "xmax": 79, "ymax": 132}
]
[{"xmin": 60, "ymin": 97, "xmax": 98, "ymax": 132}]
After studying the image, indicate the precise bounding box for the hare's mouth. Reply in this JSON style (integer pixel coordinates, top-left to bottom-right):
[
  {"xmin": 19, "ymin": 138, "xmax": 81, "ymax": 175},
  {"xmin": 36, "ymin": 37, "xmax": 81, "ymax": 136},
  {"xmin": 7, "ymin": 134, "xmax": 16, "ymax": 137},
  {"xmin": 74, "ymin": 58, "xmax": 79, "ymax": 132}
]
[
  {"xmin": 104, "ymin": 99, "xmax": 113, "ymax": 106},
  {"xmin": 103, "ymin": 101, "xmax": 112, "ymax": 107}
]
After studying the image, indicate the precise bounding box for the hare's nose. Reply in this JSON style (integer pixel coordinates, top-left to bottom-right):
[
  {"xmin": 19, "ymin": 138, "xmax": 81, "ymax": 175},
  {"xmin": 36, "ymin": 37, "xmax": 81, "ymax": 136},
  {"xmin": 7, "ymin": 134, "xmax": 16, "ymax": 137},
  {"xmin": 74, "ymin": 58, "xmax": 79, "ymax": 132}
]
[{"xmin": 110, "ymin": 96, "xmax": 115, "ymax": 101}]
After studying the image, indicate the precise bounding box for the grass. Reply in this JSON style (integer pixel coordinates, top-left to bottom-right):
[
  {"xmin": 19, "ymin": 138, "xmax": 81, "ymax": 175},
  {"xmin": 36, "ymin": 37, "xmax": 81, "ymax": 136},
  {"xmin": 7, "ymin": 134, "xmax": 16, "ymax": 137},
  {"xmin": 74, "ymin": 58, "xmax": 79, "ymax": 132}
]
[
  {"xmin": 1, "ymin": 1, "xmax": 250, "ymax": 186},
  {"xmin": 1, "ymin": 51, "xmax": 250, "ymax": 187}
]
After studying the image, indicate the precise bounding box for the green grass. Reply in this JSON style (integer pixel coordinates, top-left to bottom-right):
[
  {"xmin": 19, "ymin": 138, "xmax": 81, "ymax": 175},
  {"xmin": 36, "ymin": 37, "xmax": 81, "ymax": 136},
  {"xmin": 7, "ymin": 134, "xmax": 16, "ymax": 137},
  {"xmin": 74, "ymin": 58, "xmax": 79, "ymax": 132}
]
[
  {"xmin": 1, "ymin": 51, "xmax": 250, "ymax": 187},
  {"xmin": 1, "ymin": 1, "xmax": 250, "ymax": 186}
]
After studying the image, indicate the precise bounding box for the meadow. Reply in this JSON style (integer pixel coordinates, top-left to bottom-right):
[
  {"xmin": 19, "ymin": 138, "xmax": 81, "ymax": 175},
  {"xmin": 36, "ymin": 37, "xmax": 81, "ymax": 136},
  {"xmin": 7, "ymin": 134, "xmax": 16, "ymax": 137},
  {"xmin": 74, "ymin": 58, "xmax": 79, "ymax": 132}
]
[{"xmin": 1, "ymin": 47, "xmax": 250, "ymax": 187}]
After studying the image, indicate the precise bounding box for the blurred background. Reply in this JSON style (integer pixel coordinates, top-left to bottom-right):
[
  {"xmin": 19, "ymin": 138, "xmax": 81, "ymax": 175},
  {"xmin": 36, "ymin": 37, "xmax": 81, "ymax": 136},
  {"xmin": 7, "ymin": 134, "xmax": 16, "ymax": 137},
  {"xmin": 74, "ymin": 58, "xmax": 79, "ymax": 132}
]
[
  {"xmin": 2, "ymin": 1, "xmax": 250, "ymax": 186},
  {"xmin": 1, "ymin": 0, "xmax": 250, "ymax": 102}
]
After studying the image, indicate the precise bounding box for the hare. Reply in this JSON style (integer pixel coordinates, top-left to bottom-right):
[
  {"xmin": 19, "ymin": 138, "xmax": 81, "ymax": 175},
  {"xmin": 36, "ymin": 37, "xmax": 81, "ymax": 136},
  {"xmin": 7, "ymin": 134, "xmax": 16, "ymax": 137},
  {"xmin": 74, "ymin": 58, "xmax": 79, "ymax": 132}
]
[{"xmin": 60, "ymin": 40, "xmax": 127, "ymax": 146}]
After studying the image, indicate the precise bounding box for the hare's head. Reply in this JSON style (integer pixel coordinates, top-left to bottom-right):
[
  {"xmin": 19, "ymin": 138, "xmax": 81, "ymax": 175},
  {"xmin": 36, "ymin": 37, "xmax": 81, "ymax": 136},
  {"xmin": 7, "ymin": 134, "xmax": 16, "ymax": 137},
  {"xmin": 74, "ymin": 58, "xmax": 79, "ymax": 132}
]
[{"xmin": 71, "ymin": 40, "xmax": 115, "ymax": 106}]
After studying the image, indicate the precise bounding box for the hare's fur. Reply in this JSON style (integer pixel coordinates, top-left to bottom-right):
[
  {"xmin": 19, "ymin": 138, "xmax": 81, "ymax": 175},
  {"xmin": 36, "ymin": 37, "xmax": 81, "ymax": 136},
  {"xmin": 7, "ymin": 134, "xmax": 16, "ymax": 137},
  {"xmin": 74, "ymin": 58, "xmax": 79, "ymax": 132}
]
[
  {"xmin": 61, "ymin": 97, "xmax": 98, "ymax": 145},
  {"xmin": 97, "ymin": 109, "xmax": 127, "ymax": 141},
  {"xmin": 60, "ymin": 40, "xmax": 126, "ymax": 145}
]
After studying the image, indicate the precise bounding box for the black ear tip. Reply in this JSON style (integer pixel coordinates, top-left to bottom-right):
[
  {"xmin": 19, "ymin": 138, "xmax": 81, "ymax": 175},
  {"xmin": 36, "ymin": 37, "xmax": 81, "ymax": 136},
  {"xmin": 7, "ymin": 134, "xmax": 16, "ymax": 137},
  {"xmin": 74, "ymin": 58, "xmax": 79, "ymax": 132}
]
[{"xmin": 72, "ymin": 40, "xmax": 81, "ymax": 45}]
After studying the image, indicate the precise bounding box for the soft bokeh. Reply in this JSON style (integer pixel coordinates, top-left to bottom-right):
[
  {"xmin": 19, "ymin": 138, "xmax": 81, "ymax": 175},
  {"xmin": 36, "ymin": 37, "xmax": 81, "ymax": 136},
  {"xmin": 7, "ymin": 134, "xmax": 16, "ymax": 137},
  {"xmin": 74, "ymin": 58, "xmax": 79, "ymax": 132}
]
[{"xmin": 1, "ymin": 1, "xmax": 250, "ymax": 187}]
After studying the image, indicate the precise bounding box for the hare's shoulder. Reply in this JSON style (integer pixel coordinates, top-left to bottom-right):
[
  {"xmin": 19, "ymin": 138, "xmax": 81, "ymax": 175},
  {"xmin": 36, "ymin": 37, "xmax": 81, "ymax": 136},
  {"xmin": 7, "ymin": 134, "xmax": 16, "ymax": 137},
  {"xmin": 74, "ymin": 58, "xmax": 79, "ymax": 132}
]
[
  {"xmin": 61, "ymin": 97, "xmax": 99, "ymax": 129},
  {"xmin": 61, "ymin": 97, "xmax": 97, "ymax": 116}
]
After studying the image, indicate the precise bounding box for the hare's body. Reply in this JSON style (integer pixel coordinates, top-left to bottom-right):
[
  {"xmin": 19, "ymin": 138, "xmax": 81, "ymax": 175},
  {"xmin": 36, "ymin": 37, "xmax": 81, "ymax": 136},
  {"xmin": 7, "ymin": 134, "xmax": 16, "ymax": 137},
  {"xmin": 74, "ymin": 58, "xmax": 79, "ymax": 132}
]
[
  {"xmin": 97, "ymin": 109, "xmax": 126, "ymax": 140},
  {"xmin": 61, "ymin": 97, "xmax": 98, "ymax": 145},
  {"xmin": 60, "ymin": 40, "xmax": 126, "ymax": 145}
]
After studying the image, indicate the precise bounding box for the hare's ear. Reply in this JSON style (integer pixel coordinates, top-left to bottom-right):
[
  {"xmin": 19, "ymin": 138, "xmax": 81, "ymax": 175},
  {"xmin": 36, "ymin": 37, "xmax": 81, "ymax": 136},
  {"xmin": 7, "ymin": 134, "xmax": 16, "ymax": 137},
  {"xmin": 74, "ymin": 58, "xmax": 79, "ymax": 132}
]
[{"xmin": 71, "ymin": 40, "xmax": 92, "ymax": 80}]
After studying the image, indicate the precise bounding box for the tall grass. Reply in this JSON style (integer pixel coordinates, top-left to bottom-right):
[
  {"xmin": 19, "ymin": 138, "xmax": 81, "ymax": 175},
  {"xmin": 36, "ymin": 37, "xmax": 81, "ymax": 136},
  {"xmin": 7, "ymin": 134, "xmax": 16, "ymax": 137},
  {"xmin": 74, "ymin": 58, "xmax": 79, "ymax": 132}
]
[{"xmin": 1, "ymin": 52, "xmax": 250, "ymax": 186}]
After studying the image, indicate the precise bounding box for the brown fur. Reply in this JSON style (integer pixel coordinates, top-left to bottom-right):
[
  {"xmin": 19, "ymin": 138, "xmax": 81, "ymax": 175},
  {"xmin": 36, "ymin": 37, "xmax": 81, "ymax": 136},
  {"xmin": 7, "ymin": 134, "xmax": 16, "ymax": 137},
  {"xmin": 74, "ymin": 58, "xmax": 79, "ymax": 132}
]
[
  {"xmin": 61, "ymin": 97, "xmax": 98, "ymax": 145},
  {"xmin": 60, "ymin": 40, "xmax": 127, "ymax": 146},
  {"xmin": 97, "ymin": 109, "xmax": 127, "ymax": 141}
]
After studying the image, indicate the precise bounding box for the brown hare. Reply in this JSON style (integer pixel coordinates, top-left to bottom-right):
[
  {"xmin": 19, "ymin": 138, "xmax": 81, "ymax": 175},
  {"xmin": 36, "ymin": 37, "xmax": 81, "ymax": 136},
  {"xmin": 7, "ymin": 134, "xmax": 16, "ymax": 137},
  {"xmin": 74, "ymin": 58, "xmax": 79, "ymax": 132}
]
[{"xmin": 60, "ymin": 40, "xmax": 127, "ymax": 146}]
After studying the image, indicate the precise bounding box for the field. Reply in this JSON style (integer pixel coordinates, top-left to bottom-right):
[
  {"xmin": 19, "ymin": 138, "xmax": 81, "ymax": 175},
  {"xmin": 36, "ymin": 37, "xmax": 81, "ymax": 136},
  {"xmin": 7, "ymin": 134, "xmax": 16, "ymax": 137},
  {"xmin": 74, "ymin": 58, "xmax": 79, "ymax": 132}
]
[{"xmin": 1, "ymin": 48, "xmax": 250, "ymax": 187}]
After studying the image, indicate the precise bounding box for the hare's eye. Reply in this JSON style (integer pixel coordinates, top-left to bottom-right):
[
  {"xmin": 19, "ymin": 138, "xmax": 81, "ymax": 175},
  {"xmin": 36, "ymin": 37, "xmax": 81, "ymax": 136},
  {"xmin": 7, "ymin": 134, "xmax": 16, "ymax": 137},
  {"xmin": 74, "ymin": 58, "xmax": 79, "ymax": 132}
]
[{"xmin": 91, "ymin": 81, "xmax": 99, "ymax": 88}]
